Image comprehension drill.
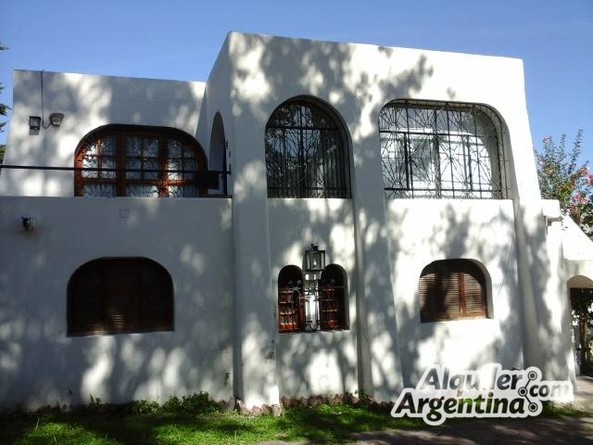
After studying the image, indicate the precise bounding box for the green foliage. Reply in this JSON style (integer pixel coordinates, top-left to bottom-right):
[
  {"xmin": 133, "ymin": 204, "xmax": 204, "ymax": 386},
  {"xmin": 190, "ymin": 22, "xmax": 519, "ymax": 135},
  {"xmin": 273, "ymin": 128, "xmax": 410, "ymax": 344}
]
[
  {"xmin": 536, "ymin": 130, "xmax": 593, "ymax": 236},
  {"xmin": 161, "ymin": 392, "xmax": 219, "ymax": 414},
  {"xmin": 0, "ymin": 394, "xmax": 421, "ymax": 444},
  {"xmin": 0, "ymin": 393, "xmax": 586, "ymax": 445}
]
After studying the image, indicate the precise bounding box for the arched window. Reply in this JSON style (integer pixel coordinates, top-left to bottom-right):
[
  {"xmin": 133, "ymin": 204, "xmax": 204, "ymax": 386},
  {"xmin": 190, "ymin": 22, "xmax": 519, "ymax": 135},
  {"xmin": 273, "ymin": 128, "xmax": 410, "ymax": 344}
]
[
  {"xmin": 319, "ymin": 264, "xmax": 348, "ymax": 330},
  {"xmin": 67, "ymin": 257, "xmax": 174, "ymax": 336},
  {"xmin": 209, "ymin": 113, "xmax": 230, "ymax": 196},
  {"xmin": 277, "ymin": 266, "xmax": 305, "ymax": 332},
  {"xmin": 265, "ymin": 98, "xmax": 351, "ymax": 198},
  {"xmin": 379, "ymin": 100, "xmax": 506, "ymax": 199},
  {"xmin": 418, "ymin": 259, "xmax": 488, "ymax": 322},
  {"xmin": 277, "ymin": 264, "xmax": 349, "ymax": 333},
  {"xmin": 75, "ymin": 125, "xmax": 208, "ymax": 197}
]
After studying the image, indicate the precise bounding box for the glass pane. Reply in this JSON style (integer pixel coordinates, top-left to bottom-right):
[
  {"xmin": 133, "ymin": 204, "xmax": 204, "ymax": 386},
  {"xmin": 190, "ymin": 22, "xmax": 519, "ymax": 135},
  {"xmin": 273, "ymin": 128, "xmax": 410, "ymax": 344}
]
[
  {"xmin": 144, "ymin": 158, "xmax": 159, "ymax": 180},
  {"xmin": 168, "ymin": 140, "xmax": 182, "ymax": 158},
  {"xmin": 82, "ymin": 156, "xmax": 98, "ymax": 178},
  {"xmin": 83, "ymin": 183, "xmax": 116, "ymax": 197},
  {"xmin": 126, "ymin": 157, "xmax": 142, "ymax": 179},
  {"xmin": 167, "ymin": 158, "xmax": 181, "ymax": 180},
  {"xmin": 380, "ymin": 102, "xmax": 502, "ymax": 199},
  {"xmin": 126, "ymin": 137, "xmax": 142, "ymax": 156},
  {"xmin": 127, "ymin": 185, "xmax": 159, "ymax": 197}
]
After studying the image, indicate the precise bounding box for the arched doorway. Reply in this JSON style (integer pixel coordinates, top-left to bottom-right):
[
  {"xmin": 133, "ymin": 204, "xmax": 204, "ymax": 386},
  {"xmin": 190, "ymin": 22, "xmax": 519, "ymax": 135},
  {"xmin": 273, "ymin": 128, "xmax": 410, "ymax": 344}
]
[
  {"xmin": 209, "ymin": 112, "xmax": 229, "ymax": 195},
  {"xmin": 568, "ymin": 275, "xmax": 593, "ymax": 375}
]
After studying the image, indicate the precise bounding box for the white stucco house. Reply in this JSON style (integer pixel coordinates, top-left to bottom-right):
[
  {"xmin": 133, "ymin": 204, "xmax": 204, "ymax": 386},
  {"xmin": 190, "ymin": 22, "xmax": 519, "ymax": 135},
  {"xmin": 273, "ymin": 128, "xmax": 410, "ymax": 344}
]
[{"xmin": 1, "ymin": 32, "xmax": 592, "ymax": 410}]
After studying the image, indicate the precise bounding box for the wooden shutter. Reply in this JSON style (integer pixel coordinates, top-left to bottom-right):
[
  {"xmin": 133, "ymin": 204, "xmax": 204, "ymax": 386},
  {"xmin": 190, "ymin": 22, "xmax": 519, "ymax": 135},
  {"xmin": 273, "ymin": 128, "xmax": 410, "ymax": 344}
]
[
  {"xmin": 419, "ymin": 269, "xmax": 446, "ymax": 322},
  {"xmin": 277, "ymin": 266, "xmax": 304, "ymax": 332},
  {"xmin": 460, "ymin": 264, "xmax": 487, "ymax": 318},
  {"xmin": 139, "ymin": 263, "xmax": 174, "ymax": 331},
  {"xmin": 419, "ymin": 260, "xmax": 487, "ymax": 322},
  {"xmin": 68, "ymin": 258, "xmax": 174, "ymax": 336},
  {"xmin": 68, "ymin": 264, "xmax": 105, "ymax": 335},
  {"xmin": 278, "ymin": 287, "xmax": 302, "ymax": 332},
  {"xmin": 319, "ymin": 265, "xmax": 347, "ymax": 330},
  {"xmin": 105, "ymin": 263, "xmax": 138, "ymax": 332}
]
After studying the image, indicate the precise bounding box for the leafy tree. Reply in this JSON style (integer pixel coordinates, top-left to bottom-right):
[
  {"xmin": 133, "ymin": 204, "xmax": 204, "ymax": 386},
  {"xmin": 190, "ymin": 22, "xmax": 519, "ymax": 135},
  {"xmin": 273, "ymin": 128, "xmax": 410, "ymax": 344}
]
[
  {"xmin": 0, "ymin": 42, "xmax": 7, "ymax": 164},
  {"xmin": 536, "ymin": 129, "xmax": 593, "ymax": 237},
  {"xmin": 537, "ymin": 130, "xmax": 593, "ymax": 375}
]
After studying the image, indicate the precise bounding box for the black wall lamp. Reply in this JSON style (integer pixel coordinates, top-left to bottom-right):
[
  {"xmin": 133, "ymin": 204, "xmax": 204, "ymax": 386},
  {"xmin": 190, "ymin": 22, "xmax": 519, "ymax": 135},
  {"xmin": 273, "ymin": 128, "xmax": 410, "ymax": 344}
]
[
  {"xmin": 29, "ymin": 113, "xmax": 65, "ymax": 134},
  {"xmin": 29, "ymin": 116, "xmax": 41, "ymax": 132},
  {"xmin": 304, "ymin": 244, "xmax": 326, "ymax": 272},
  {"xmin": 21, "ymin": 216, "xmax": 35, "ymax": 232}
]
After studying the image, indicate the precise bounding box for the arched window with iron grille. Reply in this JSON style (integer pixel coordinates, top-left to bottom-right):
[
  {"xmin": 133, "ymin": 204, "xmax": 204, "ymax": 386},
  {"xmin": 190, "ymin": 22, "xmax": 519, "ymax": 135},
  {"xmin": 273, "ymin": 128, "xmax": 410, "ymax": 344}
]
[
  {"xmin": 265, "ymin": 98, "xmax": 351, "ymax": 198},
  {"xmin": 379, "ymin": 100, "xmax": 507, "ymax": 199}
]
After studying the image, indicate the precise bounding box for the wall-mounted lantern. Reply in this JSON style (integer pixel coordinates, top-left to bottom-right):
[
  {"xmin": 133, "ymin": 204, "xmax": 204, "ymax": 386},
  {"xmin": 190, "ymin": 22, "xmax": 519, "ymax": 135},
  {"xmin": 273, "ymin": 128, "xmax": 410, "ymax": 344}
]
[
  {"xmin": 49, "ymin": 112, "xmax": 64, "ymax": 127},
  {"xmin": 28, "ymin": 113, "xmax": 65, "ymax": 134},
  {"xmin": 304, "ymin": 244, "xmax": 325, "ymax": 272},
  {"xmin": 29, "ymin": 116, "xmax": 41, "ymax": 132},
  {"xmin": 21, "ymin": 216, "xmax": 35, "ymax": 232}
]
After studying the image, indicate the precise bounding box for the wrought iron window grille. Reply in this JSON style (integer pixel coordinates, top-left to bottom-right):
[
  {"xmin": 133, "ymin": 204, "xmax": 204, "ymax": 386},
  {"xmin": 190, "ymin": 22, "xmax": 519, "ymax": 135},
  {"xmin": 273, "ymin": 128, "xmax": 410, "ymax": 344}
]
[
  {"xmin": 265, "ymin": 99, "xmax": 351, "ymax": 198},
  {"xmin": 379, "ymin": 100, "xmax": 508, "ymax": 199}
]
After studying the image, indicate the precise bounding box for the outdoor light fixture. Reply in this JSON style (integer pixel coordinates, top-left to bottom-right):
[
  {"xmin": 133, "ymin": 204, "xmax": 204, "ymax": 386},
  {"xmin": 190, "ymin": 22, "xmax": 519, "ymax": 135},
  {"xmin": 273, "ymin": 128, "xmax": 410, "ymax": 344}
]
[
  {"xmin": 21, "ymin": 216, "xmax": 35, "ymax": 232},
  {"xmin": 545, "ymin": 215, "xmax": 563, "ymax": 226},
  {"xmin": 304, "ymin": 244, "xmax": 326, "ymax": 272},
  {"xmin": 28, "ymin": 113, "xmax": 65, "ymax": 132},
  {"xmin": 49, "ymin": 112, "xmax": 64, "ymax": 127},
  {"xmin": 29, "ymin": 116, "xmax": 41, "ymax": 132}
]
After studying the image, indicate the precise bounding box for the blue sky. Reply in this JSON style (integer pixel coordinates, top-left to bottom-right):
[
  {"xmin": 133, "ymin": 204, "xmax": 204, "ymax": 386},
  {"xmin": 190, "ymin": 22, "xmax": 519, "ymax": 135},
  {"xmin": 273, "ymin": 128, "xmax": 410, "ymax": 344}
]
[{"xmin": 1, "ymin": 0, "xmax": 592, "ymax": 162}]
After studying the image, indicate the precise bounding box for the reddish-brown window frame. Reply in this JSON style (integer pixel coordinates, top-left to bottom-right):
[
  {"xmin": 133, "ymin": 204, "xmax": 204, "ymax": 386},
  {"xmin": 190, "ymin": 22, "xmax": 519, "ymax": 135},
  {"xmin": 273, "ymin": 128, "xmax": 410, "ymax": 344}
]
[
  {"xmin": 278, "ymin": 266, "xmax": 305, "ymax": 333},
  {"xmin": 419, "ymin": 259, "xmax": 488, "ymax": 322},
  {"xmin": 319, "ymin": 265, "xmax": 348, "ymax": 330},
  {"xmin": 74, "ymin": 125, "xmax": 208, "ymax": 197},
  {"xmin": 277, "ymin": 264, "xmax": 348, "ymax": 333},
  {"xmin": 67, "ymin": 257, "xmax": 174, "ymax": 336}
]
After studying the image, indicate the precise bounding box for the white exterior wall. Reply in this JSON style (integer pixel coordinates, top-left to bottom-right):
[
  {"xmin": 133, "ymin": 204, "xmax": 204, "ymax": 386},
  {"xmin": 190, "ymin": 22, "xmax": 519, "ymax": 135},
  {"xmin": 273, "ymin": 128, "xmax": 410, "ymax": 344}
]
[
  {"xmin": 0, "ymin": 197, "xmax": 233, "ymax": 408},
  {"xmin": 0, "ymin": 32, "xmax": 582, "ymax": 409},
  {"xmin": 0, "ymin": 71, "xmax": 205, "ymax": 196},
  {"xmin": 386, "ymin": 199, "xmax": 524, "ymax": 384},
  {"xmin": 268, "ymin": 199, "xmax": 358, "ymax": 397}
]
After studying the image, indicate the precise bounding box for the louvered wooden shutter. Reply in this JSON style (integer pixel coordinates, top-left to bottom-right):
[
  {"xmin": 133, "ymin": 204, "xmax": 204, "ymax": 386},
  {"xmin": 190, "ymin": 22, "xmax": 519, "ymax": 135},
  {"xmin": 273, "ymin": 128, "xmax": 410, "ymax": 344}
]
[
  {"xmin": 460, "ymin": 266, "xmax": 486, "ymax": 318},
  {"xmin": 277, "ymin": 266, "xmax": 305, "ymax": 332},
  {"xmin": 419, "ymin": 270, "xmax": 443, "ymax": 322},
  {"xmin": 106, "ymin": 263, "xmax": 139, "ymax": 332},
  {"xmin": 68, "ymin": 258, "xmax": 174, "ymax": 336},
  {"xmin": 68, "ymin": 264, "xmax": 105, "ymax": 335},
  {"xmin": 278, "ymin": 287, "xmax": 302, "ymax": 332},
  {"xmin": 319, "ymin": 265, "xmax": 348, "ymax": 330},
  {"xmin": 139, "ymin": 264, "xmax": 174, "ymax": 331},
  {"xmin": 419, "ymin": 260, "xmax": 487, "ymax": 322}
]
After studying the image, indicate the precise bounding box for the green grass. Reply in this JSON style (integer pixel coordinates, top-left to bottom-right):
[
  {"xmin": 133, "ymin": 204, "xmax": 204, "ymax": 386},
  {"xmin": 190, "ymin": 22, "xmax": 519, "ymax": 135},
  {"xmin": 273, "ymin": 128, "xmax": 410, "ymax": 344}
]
[
  {"xmin": 0, "ymin": 397, "xmax": 421, "ymax": 445},
  {"xmin": 0, "ymin": 396, "xmax": 586, "ymax": 445}
]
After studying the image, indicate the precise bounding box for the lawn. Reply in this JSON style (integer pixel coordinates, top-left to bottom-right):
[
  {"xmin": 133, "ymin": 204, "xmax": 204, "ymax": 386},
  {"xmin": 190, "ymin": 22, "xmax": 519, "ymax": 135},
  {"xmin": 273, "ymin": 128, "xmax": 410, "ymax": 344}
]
[
  {"xmin": 0, "ymin": 394, "xmax": 583, "ymax": 445},
  {"xmin": 0, "ymin": 394, "xmax": 422, "ymax": 445}
]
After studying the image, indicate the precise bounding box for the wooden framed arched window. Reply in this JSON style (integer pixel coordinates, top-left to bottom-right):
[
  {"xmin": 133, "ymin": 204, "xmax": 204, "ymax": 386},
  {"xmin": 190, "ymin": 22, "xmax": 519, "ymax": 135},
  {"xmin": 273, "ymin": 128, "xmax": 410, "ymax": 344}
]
[
  {"xmin": 67, "ymin": 257, "xmax": 174, "ymax": 336},
  {"xmin": 419, "ymin": 259, "xmax": 488, "ymax": 322},
  {"xmin": 74, "ymin": 125, "xmax": 208, "ymax": 197},
  {"xmin": 319, "ymin": 264, "xmax": 348, "ymax": 330},
  {"xmin": 277, "ymin": 266, "xmax": 305, "ymax": 333}
]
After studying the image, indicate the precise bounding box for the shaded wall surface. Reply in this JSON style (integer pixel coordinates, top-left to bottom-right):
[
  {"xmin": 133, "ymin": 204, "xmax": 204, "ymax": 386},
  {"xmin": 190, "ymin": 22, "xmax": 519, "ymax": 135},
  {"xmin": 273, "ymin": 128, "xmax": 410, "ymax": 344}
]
[
  {"xmin": 0, "ymin": 32, "xmax": 583, "ymax": 408},
  {"xmin": 0, "ymin": 197, "xmax": 233, "ymax": 407}
]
